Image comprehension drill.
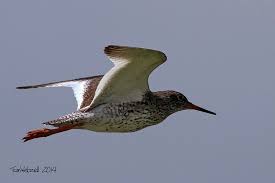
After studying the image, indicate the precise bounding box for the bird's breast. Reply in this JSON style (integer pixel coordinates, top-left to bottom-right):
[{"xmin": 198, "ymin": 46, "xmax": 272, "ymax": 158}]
[{"xmin": 82, "ymin": 101, "xmax": 167, "ymax": 132}]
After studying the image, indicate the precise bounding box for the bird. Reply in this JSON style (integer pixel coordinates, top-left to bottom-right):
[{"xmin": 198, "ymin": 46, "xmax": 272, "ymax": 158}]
[{"xmin": 17, "ymin": 45, "xmax": 216, "ymax": 142}]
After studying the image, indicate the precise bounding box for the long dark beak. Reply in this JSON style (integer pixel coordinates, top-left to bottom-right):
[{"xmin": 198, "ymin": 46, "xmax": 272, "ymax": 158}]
[{"xmin": 185, "ymin": 102, "xmax": 216, "ymax": 115}]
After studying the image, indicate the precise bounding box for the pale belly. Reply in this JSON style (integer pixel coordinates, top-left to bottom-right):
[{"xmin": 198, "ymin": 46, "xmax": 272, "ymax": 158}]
[
  {"xmin": 77, "ymin": 103, "xmax": 166, "ymax": 133},
  {"xmin": 81, "ymin": 122, "xmax": 156, "ymax": 133},
  {"xmin": 81, "ymin": 113, "xmax": 165, "ymax": 132}
]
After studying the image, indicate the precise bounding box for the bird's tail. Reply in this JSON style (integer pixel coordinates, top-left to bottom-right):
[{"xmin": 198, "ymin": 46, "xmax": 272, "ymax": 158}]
[{"xmin": 42, "ymin": 112, "xmax": 86, "ymax": 127}]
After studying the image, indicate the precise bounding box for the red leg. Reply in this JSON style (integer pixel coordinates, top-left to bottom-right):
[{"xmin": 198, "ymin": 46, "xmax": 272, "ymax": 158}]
[{"xmin": 22, "ymin": 124, "xmax": 80, "ymax": 142}]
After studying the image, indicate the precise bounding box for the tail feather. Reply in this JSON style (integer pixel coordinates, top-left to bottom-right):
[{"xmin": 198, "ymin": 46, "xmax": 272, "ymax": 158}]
[{"xmin": 43, "ymin": 112, "xmax": 86, "ymax": 127}]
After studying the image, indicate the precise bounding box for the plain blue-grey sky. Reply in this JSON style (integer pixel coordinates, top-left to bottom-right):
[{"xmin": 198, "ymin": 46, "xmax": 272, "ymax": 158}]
[{"xmin": 1, "ymin": 0, "xmax": 275, "ymax": 182}]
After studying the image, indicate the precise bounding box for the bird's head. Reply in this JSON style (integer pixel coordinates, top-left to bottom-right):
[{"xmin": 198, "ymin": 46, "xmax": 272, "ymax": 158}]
[{"xmin": 165, "ymin": 91, "xmax": 216, "ymax": 115}]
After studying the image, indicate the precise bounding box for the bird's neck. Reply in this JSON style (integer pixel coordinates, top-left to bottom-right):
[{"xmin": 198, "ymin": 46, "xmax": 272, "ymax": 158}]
[{"xmin": 144, "ymin": 91, "xmax": 181, "ymax": 116}]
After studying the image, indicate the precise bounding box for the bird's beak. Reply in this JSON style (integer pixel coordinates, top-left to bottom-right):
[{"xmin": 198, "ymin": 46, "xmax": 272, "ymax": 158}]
[{"xmin": 185, "ymin": 102, "xmax": 216, "ymax": 115}]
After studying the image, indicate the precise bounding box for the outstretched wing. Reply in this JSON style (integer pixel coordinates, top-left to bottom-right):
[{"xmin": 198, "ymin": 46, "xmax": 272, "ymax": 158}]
[
  {"xmin": 17, "ymin": 75, "xmax": 103, "ymax": 110},
  {"xmin": 87, "ymin": 45, "xmax": 167, "ymax": 109}
]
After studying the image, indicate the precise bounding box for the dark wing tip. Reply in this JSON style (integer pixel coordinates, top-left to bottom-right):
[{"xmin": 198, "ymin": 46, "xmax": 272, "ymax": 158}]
[
  {"xmin": 104, "ymin": 45, "xmax": 125, "ymax": 55},
  {"xmin": 210, "ymin": 111, "xmax": 217, "ymax": 115},
  {"xmin": 160, "ymin": 52, "xmax": 167, "ymax": 62},
  {"xmin": 16, "ymin": 86, "xmax": 35, "ymax": 89},
  {"xmin": 104, "ymin": 45, "xmax": 167, "ymax": 62}
]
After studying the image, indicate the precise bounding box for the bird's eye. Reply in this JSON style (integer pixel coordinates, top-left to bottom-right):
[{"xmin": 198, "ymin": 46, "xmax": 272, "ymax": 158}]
[
  {"xmin": 170, "ymin": 95, "xmax": 178, "ymax": 101},
  {"xmin": 178, "ymin": 95, "xmax": 183, "ymax": 100}
]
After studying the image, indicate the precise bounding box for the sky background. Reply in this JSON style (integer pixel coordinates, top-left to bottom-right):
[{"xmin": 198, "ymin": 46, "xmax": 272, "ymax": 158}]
[{"xmin": 1, "ymin": 0, "xmax": 275, "ymax": 182}]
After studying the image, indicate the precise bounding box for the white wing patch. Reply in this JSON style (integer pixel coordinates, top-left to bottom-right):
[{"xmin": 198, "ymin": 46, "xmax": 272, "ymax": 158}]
[
  {"xmin": 47, "ymin": 81, "xmax": 87, "ymax": 110},
  {"xmin": 17, "ymin": 75, "xmax": 103, "ymax": 110},
  {"xmin": 88, "ymin": 45, "xmax": 167, "ymax": 109},
  {"xmin": 17, "ymin": 45, "xmax": 167, "ymax": 112}
]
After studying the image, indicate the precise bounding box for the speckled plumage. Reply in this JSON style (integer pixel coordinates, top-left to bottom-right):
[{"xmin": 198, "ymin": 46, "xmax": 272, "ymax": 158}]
[
  {"xmin": 18, "ymin": 45, "xmax": 215, "ymax": 142},
  {"xmin": 44, "ymin": 91, "xmax": 186, "ymax": 132}
]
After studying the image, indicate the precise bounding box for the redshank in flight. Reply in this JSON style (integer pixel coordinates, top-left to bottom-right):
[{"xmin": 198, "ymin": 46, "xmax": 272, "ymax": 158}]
[{"xmin": 17, "ymin": 45, "xmax": 216, "ymax": 142}]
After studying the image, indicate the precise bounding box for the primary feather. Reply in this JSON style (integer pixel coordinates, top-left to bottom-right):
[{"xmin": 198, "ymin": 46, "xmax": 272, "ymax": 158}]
[{"xmin": 17, "ymin": 75, "xmax": 103, "ymax": 110}]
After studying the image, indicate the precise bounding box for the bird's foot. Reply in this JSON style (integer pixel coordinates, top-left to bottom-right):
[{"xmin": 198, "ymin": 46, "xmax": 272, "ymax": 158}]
[
  {"xmin": 22, "ymin": 124, "xmax": 80, "ymax": 142},
  {"xmin": 22, "ymin": 128, "xmax": 52, "ymax": 142}
]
